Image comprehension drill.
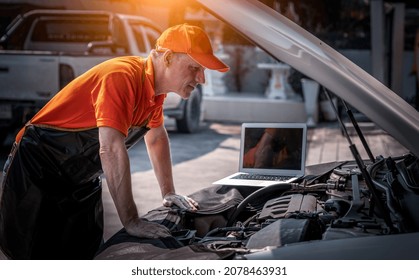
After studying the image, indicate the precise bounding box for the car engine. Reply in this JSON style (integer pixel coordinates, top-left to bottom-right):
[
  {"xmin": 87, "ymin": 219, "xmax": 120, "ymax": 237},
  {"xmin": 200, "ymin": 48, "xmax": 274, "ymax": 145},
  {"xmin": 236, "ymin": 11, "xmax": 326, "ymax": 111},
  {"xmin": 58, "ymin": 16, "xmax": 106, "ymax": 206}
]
[
  {"xmin": 187, "ymin": 153, "xmax": 419, "ymax": 256},
  {"xmin": 95, "ymin": 153, "xmax": 419, "ymax": 259}
]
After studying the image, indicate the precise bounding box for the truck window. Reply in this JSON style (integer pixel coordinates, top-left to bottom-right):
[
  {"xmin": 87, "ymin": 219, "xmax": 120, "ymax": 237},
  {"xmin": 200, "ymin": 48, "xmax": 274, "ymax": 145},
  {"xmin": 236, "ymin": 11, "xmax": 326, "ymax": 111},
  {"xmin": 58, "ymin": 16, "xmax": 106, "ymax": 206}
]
[
  {"xmin": 128, "ymin": 21, "xmax": 161, "ymax": 54},
  {"xmin": 27, "ymin": 18, "xmax": 110, "ymax": 52},
  {"xmin": 130, "ymin": 23, "xmax": 147, "ymax": 53},
  {"xmin": 144, "ymin": 26, "xmax": 160, "ymax": 49},
  {"xmin": 111, "ymin": 17, "xmax": 129, "ymax": 50},
  {"xmin": 31, "ymin": 19, "xmax": 110, "ymax": 42}
]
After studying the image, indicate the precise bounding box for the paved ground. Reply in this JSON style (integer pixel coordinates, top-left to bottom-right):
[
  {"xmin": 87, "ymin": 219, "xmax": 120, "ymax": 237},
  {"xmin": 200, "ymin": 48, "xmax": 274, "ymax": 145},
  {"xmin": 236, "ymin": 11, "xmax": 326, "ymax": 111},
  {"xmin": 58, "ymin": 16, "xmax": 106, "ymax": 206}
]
[{"xmin": 0, "ymin": 119, "xmax": 409, "ymax": 258}]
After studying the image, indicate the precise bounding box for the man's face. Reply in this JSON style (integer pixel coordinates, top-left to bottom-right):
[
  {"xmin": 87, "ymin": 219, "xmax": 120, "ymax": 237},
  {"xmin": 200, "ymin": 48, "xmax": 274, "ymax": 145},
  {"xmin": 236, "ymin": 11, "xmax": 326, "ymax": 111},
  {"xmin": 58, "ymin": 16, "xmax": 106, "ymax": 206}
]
[{"xmin": 167, "ymin": 53, "xmax": 206, "ymax": 99}]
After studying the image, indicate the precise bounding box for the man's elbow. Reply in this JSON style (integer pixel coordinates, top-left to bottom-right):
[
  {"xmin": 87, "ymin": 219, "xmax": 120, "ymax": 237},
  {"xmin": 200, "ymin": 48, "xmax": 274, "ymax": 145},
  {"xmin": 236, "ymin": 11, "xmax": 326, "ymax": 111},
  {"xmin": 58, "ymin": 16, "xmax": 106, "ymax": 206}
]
[{"xmin": 145, "ymin": 127, "xmax": 169, "ymax": 147}]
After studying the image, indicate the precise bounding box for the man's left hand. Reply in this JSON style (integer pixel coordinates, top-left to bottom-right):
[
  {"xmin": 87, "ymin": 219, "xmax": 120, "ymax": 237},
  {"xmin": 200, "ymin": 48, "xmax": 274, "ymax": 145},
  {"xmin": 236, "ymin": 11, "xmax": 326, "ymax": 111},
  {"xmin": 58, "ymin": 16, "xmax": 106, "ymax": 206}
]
[{"xmin": 163, "ymin": 193, "xmax": 199, "ymax": 211}]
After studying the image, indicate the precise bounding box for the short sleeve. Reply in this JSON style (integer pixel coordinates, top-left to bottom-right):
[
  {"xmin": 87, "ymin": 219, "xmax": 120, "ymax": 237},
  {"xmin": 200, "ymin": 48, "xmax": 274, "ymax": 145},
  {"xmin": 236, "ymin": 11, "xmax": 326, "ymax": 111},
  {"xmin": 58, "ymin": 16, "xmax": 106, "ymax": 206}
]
[
  {"xmin": 92, "ymin": 71, "xmax": 137, "ymax": 136},
  {"xmin": 147, "ymin": 95, "xmax": 165, "ymax": 128}
]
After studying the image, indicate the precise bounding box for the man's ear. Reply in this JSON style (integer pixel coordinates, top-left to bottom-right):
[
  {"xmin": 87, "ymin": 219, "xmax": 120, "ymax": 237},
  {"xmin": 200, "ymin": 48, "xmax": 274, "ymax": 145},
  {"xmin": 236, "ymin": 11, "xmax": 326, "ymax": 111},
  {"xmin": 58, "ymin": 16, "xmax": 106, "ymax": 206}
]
[{"xmin": 163, "ymin": 50, "xmax": 173, "ymax": 66}]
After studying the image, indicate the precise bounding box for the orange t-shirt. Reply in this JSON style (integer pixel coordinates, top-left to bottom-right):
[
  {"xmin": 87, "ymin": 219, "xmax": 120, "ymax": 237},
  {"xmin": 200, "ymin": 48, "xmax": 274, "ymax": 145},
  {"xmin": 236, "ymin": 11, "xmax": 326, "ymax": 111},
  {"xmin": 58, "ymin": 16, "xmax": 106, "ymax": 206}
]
[{"xmin": 16, "ymin": 56, "xmax": 165, "ymax": 142}]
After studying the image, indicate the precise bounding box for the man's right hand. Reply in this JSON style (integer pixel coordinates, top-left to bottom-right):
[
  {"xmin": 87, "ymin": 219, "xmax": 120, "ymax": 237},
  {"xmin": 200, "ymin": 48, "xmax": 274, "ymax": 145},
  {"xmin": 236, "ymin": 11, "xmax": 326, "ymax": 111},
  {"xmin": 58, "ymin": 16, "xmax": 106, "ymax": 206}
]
[{"xmin": 125, "ymin": 218, "xmax": 171, "ymax": 239}]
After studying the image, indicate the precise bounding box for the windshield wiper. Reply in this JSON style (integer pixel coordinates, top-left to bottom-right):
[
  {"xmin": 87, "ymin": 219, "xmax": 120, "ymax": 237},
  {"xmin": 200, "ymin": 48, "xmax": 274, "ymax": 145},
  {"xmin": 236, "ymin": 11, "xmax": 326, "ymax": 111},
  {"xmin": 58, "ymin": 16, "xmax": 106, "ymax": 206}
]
[{"xmin": 322, "ymin": 87, "xmax": 396, "ymax": 232}]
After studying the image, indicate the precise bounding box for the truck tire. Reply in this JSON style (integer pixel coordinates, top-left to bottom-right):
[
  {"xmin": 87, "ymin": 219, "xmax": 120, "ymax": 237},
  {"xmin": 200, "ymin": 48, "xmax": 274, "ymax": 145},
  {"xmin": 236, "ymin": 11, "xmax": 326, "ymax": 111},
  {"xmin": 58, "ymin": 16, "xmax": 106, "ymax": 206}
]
[{"xmin": 176, "ymin": 89, "xmax": 202, "ymax": 133}]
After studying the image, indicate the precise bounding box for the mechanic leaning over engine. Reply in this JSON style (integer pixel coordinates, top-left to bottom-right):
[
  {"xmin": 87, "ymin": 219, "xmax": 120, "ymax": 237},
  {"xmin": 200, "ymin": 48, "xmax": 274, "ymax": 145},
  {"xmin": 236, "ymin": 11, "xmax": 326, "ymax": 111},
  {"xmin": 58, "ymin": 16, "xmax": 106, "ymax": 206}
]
[{"xmin": 0, "ymin": 24, "xmax": 229, "ymax": 259}]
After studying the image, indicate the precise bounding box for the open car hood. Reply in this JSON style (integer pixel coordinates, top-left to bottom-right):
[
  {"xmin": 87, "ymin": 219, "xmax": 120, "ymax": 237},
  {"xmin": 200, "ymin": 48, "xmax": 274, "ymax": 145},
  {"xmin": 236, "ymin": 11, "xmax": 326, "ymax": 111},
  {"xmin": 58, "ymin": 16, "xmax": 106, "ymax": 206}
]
[{"xmin": 197, "ymin": 0, "xmax": 419, "ymax": 157}]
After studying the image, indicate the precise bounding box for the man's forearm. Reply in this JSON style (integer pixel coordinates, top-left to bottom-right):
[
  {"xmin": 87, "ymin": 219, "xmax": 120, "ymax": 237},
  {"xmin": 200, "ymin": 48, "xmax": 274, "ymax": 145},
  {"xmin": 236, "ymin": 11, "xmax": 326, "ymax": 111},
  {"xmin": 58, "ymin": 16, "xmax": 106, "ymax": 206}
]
[
  {"xmin": 145, "ymin": 126, "xmax": 199, "ymax": 211},
  {"xmin": 145, "ymin": 126, "xmax": 176, "ymax": 197},
  {"xmin": 101, "ymin": 148, "xmax": 139, "ymax": 225},
  {"xmin": 98, "ymin": 126, "xmax": 173, "ymax": 238},
  {"xmin": 99, "ymin": 127, "xmax": 139, "ymax": 227}
]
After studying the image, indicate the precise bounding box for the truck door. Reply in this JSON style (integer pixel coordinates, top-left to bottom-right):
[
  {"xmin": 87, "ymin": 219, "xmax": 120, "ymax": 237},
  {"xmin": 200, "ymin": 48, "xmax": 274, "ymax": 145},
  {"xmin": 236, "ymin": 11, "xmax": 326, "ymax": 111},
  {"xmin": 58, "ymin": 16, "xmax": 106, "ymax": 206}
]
[{"xmin": 0, "ymin": 51, "xmax": 60, "ymax": 103}]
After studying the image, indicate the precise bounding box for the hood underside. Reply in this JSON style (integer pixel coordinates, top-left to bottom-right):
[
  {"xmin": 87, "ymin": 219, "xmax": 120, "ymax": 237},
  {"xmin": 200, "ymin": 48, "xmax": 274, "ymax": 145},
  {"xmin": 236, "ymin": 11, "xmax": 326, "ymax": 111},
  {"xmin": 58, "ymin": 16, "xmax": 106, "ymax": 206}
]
[{"xmin": 198, "ymin": 0, "xmax": 419, "ymax": 157}]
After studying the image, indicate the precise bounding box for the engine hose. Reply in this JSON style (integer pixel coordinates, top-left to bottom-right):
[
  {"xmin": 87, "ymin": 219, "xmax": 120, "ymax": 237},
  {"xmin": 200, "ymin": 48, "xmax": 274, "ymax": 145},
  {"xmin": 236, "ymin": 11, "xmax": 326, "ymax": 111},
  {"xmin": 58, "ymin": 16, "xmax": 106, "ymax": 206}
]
[
  {"xmin": 226, "ymin": 183, "xmax": 294, "ymax": 227},
  {"xmin": 204, "ymin": 227, "xmax": 243, "ymax": 237},
  {"xmin": 200, "ymin": 226, "xmax": 261, "ymax": 242}
]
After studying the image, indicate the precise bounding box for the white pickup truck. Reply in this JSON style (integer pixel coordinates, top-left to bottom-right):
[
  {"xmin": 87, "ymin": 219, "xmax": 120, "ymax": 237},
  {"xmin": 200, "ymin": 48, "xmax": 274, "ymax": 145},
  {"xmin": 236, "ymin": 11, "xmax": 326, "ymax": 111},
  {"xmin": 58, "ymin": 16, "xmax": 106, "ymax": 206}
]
[{"xmin": 0, "ymin": 9, "xmax": 203, "ymax": 144}]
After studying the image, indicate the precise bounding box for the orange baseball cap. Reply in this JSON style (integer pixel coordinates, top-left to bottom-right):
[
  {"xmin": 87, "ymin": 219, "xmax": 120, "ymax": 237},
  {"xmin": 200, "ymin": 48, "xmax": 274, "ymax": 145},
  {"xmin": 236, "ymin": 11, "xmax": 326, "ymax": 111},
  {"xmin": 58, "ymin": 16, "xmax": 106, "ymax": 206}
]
[{"xmin": 156, "ymin": 24, "xmax": 229, "ymax": 73}]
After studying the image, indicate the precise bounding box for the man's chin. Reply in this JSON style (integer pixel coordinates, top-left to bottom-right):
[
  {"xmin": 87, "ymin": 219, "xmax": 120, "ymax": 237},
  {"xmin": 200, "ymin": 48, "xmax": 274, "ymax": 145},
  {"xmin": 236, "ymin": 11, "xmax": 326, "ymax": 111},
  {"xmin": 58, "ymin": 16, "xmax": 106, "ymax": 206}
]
[
  {"xmin": 182, "ymin": 89, "xmax": 194, "ymax": 99},
  {"xmin": 182, "ymin": 94, "xmax": 191, "ymax": 100}
]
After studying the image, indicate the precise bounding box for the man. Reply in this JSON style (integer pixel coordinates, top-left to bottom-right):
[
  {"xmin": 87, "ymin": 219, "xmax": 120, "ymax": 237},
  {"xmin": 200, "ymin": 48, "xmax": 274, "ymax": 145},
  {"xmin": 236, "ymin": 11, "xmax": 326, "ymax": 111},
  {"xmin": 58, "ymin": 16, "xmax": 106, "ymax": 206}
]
[{"xmin": 0, "ymin": 24, "xmax": 229, "ymax": 259}]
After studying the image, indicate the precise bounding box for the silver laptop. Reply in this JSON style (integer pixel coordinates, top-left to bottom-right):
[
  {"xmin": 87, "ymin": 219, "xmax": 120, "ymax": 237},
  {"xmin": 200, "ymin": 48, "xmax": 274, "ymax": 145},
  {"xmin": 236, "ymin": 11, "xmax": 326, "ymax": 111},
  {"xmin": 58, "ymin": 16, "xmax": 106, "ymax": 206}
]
[{"xmin": 213, "ymin": 122, "xmax": 307, "ymax": 187}]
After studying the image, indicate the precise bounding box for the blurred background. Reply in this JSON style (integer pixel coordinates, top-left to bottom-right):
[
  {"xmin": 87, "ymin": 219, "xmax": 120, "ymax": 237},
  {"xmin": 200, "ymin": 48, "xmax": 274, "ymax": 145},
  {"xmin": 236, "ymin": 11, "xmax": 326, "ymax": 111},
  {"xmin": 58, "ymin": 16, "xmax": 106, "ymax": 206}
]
[
  {"xmin": 1, "ymin": 0, "xmax": 418, "ymax": 102},
  {"xmin": 0, "ymin": 0, "xmax": 418, "ymax": 140}
]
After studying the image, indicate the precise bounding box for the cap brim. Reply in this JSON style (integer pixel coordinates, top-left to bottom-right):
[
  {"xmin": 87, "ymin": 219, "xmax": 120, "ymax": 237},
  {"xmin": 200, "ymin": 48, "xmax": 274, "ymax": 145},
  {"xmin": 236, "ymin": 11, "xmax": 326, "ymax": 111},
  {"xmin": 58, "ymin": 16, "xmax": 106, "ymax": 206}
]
[{"xmin": 188, "ymin": 53, "xmax": 230, "ymax": 73}]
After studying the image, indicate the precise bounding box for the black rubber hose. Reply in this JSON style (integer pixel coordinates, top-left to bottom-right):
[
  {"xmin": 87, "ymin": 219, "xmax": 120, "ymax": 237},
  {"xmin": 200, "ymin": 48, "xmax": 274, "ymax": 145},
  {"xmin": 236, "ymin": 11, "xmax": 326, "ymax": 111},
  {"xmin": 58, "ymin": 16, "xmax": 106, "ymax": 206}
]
[{"xmin": 226, "ymin": 183, "xmax": 293, "ymax": 226}]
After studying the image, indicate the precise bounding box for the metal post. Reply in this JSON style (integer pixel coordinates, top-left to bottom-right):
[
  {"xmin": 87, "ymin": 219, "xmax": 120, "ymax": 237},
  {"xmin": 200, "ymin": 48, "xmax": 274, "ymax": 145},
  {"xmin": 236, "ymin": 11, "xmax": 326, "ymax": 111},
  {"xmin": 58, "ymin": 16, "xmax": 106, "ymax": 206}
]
[
  {"xmin": 370, "ymin": 0, "xmax": 386, "ymax": 84},
  {"xmin": 391, "ymin": 3, "xmax": 405, "ymax": 97}
]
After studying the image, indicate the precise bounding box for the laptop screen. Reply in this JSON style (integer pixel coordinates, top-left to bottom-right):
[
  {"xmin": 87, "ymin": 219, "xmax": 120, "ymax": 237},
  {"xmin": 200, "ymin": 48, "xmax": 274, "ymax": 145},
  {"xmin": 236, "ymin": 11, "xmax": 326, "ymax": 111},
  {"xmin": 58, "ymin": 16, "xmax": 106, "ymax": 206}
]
[{"xmin": 239, "ymin": 123, "xmax": 307, "ymax": 176}]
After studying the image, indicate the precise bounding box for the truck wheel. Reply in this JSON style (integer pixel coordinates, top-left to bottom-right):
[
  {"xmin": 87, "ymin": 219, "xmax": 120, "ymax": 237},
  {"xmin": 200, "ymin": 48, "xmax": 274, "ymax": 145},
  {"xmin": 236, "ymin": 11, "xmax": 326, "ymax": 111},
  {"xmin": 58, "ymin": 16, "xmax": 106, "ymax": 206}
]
[{"xmin": 176, "ymin": 89, "xmax": 202, "ymax": 133}]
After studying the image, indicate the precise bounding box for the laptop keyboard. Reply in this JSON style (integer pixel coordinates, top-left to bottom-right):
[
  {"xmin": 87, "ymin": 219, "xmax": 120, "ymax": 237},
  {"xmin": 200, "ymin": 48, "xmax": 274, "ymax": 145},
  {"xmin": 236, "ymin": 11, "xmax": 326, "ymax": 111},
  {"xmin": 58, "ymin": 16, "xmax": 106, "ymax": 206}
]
[{"xmin": 232, "ymin": 174, "xmax": 293, "ymax": 181}]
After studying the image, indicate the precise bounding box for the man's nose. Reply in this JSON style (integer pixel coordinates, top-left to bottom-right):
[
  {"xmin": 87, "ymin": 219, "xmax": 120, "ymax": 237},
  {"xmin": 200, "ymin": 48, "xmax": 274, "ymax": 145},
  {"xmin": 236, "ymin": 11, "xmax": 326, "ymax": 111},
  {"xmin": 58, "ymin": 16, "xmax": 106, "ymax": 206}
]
[{"xmin": 196, "ymin": 68, "xmax": 205, "ymax": 84}]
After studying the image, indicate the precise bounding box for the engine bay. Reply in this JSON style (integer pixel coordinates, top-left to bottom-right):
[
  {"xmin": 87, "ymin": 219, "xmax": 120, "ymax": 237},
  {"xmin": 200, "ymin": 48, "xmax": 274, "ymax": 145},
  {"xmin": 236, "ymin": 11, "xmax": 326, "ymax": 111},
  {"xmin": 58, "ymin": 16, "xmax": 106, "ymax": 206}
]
[
  {"xmin": 95, "ymin": 151, "xmax": 419, "ymax": 260},
  {"xmin": 168, "ymin": 154, "xmax": 419, "ymax": 257}
]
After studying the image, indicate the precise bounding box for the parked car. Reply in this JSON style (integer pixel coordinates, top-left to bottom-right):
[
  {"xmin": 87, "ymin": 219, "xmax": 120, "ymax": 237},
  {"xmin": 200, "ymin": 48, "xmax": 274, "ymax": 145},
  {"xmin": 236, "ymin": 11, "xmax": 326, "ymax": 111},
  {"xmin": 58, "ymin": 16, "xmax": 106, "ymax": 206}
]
[
  {"xmin": 0, "ymin": 9, "xmax": 202, "ymax": 145},
  {"xmin": 67, "ymin": 0, "xmax": 419, "ymax": 259}
]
